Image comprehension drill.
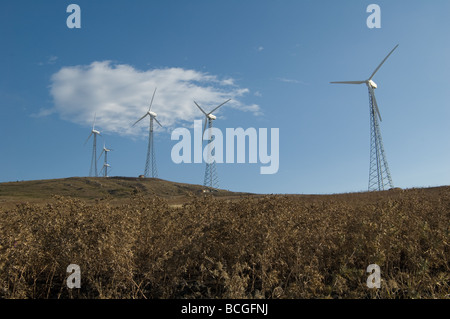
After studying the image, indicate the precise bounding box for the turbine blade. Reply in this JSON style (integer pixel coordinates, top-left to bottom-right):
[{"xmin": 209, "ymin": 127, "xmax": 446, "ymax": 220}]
[
  {"xmin": 132, "ymin": 113, "xmax": 148, "ymax": 127},
  {"xmin": 369, "ymin": 87, "xmax": 382, "ymax": 122},
  {"xmin": 154, "ymin": 118, "xmax": 163, "ymax": 127},
  {"xmin": 84, "ymin": 132, "xmax": 93, "ymax": 145},
  {"xmin": 92, "ymin": 113, "xmax": 97, "ymax": 130},
  {"xmin": 330, "ymin": 81, "xmax": 365, "ymax": 85},
  {"xmin": 372, "ymin": 94, "xmax": 382, "ymax": 122},
  {"xmin": 194, "ymin": 101, "xmax": 208, "ymax": 116},
  {"xmin": 202, "ymin": 117, "xmax": 207, "ymax": 136},
  {"xmin": 98, "ymin": 149, "xmax": 104, "ymax": 161},
  {"xmin": 148, "ymin": 87, "xmax": 157, "ymax": 112},
  {"xmin": 208, "ymin": 99, "xmax": 231, "ymax": 115},
  {"xmin": 369, "ymin": 44, "xmax": 399, "ymax": 80}
]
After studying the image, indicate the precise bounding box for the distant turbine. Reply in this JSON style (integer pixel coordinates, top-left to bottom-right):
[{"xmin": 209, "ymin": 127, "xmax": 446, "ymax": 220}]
[
  {"xmin": 331, "ymin": 44, "xmax": 398, "ymax": 191},
  {"xmin": 194, "ymin": 99, "xmax": 231, "ymax": 189},
  {"xmin": 101, "ymin": 163, "xmax": 111, "ymax": 178},
  {"xmin": 85, "ymin": 113, "xmax": 101, "ymax": 177},
  {"xmin": 133, "ymin": 88, "xmax": 163, "ymax": 178},
  {"xmin": 98, "ymin": 143, "xmax": 113, "ymax": 177}
]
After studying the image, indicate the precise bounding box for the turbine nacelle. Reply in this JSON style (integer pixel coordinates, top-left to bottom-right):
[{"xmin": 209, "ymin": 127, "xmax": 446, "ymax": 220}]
[
  {"xmin": 194, "ymin": 99, "xmax": 231, "ymax": 133},
  {"xmin": 330, "ymin": 44, "xmax": 398, "ymax": 90},
  {"xmin": 92, "ymin": 129, "xmax": 101, "ymax": 135},
  {"xmin": 330, "ymin": 44, "xmax": 399, "ymax": 124},
  {"xmin": 132, "ymin": 88, "xmax": 163, "ymax": 128}
]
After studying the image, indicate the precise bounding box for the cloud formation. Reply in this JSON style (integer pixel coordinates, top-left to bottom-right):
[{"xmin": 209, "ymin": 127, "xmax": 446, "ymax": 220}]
[
  {"xmin": 47, "ymin": 61, "xmax": 260, "ymax": 137},
  {"xmin": 38, "ymin": 55, "xmax": 58, "ymax": 66},
  {"xmin": 276, "ymin": 77, "xmax": 307, "ymax": 85}
]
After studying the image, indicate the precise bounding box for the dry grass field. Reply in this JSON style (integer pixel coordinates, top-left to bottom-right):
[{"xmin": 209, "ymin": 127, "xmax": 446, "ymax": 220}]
[{"xmin": 0, "ymin": 177, "xmax": 449, "ymax": 299}]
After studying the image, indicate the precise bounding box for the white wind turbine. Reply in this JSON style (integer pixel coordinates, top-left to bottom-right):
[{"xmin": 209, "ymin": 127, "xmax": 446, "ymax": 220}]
[
  {"xmin": 331, "ymin": 44, "xmax": 398, "ymax": 191},
  {"xmin": 194, "ymin": 99, "xmax": 231, "ymax": 189},
  {"xmin": 98, "ymin": 143, "xmax": 113, "ymax": 177},
  {"xmin": 85, "ymin": 113, "xmax": 101, "ymax": 177},
  {"xmin": 133, "ymin": 88, "xmax": 163, "ymax": 178}
]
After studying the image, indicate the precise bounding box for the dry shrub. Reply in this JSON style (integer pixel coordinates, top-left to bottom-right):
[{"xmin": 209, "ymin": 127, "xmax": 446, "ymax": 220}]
[{"xmin": 0, "ymin": 188, "xmax": 449, "ymax": 299}]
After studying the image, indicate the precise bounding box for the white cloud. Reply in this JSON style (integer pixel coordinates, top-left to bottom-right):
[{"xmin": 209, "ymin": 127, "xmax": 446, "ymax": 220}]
[
  {"xmin": 47, "ymin": 61, "xmax": 261, "ymax": 137},
  {"xmin": 257, "ymin": 46, "xmax": 264, "ymax": 52},
  {"xmin": 276, "ymin": 77, "xmax": 307, "ymax": 85},
  {"xmin": 48, "ymin": 56, "xmax": 58, "ymax": 64},
  {"xmin": 38, "ymin": 55, "xmax": 58, "ymax": 66},
  {"xmin": 31, "ymin": 108, "xmax": 56, "ymax": 118}
]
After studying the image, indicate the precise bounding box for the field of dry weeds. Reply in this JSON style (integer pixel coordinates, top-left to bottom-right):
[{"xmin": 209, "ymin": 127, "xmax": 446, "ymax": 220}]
[{"xmin": 0, "ymin": 187, "xmax": 449, "ymax": 299}]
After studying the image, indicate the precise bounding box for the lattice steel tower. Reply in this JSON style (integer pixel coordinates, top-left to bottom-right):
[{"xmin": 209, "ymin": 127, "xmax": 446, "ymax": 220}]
[
  {"xmin": 133, "ymin": 88, "xmax": 162, "ymax": 178},
  {"xmin": 368, "ymin": 88, "xmax": 393, "ymax": 191},
  {"xmin": 99, "ymin": 144, "xmax": 112, "ymax": 177},
  {"xmin": 203, "ymin": 120, "xmax": 219, "ymax": 189},
  {"xmin": 144, "ymin": 116, "xmax": 158, "ymax": 178},
  {"xmin": 90, "ymin": 135, "xmax": 98, "ymax": 177},
  {"xmin": 85, "ymin": 113, "xmax": 101, "ymax": 177},
  {"xmin": 194, "ymin": 99, "xmax": 231, "ymax": 189},
  {"xmin": 331, "ymin": 44, "xmax": 398, "ymax": 191}
]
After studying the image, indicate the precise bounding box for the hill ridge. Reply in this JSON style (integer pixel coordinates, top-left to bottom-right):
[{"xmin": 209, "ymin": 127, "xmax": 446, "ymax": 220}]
[{"xmin": 0, "ymin": 176, "xmax": 252, "ymax": 208}]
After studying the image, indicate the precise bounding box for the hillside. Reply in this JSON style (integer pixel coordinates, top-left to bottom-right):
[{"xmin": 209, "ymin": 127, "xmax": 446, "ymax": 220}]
[
  {"xmin": 0, "ymin": 176, "xmax": 252, "ymax": 208},
  {"xmin": 1, "ymin": 182, "xmax": 449, "ymax": 299},
  {"xmin": 1, "ymin": 176, "xmax": 449, "ymax": 209},
  {"xmin": 0, "ymin": 178, "xmax": 449, "ymax": 299}
]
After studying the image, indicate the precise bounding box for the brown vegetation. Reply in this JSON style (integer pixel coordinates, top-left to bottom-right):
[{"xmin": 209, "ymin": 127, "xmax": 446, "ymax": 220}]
[
  {"xmin": 0, "ymin": 177, "xmax": 250, "ymax": 209},
  {"xmin": 0, "ymin": 180, "xmax": 449, "ymax": 299}
]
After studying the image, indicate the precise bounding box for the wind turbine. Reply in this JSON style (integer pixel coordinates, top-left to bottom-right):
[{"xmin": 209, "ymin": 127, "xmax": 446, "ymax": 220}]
[
  {"xmin": 98, "ymin": 143, "xmax": 113, "ymax": 177},
  {"xmin": 331, "ymin": 44, "xmax": 398, "ymax": 191},
  {"xmin": 194, "ymin": 99, "xmax": 231, "ymax": 189},
  {"xmin": 133, "ymin": 87, "xmax": 162, "ymax": 178},
  {"xmin": 85, "ymin": 113, "xmax": 101, "ymax": 177}
]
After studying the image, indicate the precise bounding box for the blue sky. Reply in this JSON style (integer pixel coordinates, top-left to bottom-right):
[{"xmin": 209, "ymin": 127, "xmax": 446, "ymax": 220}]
[{"xmin": 1, "ymin": 0, "xmax": 449, "ymax": 194}]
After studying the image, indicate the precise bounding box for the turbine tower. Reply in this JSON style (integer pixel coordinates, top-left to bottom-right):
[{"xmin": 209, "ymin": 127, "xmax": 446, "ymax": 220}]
[
  {"xmin": 101, "ymin": 163, "xmax": 111, "ymax": 178},
  {"xmin": 85, "ymin": 114, "xmax": 101, "ymax": 177},
  {"xmin": 194, "ymin": 99, "xmax": 231, "ymax": 189},
  {"xmin": 133, "ymin": 88, "xmax": 162, "ymax": 178},
  {"xmin": 98, "ymin": 143, "xmax": 113, "ymax": 177},
  {"xmin": 331, "ymin": 44, "xmax": 398, "ymax": 191}
]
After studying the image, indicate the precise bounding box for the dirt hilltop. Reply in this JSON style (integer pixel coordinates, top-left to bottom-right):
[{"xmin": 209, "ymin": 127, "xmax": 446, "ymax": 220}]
[{"xmin": 0, "ymin": 176, "xmax": 254, "ymax": 208}]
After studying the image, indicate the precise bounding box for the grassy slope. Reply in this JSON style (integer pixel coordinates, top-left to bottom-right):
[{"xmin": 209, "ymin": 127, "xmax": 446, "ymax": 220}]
[
  {"xmin": 0, "ymin": 177, "xmax": 448, "ymax": 298},
  {"xmin": 0, "ymin": 176, "xmax": 252, "ymax": 208}
]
